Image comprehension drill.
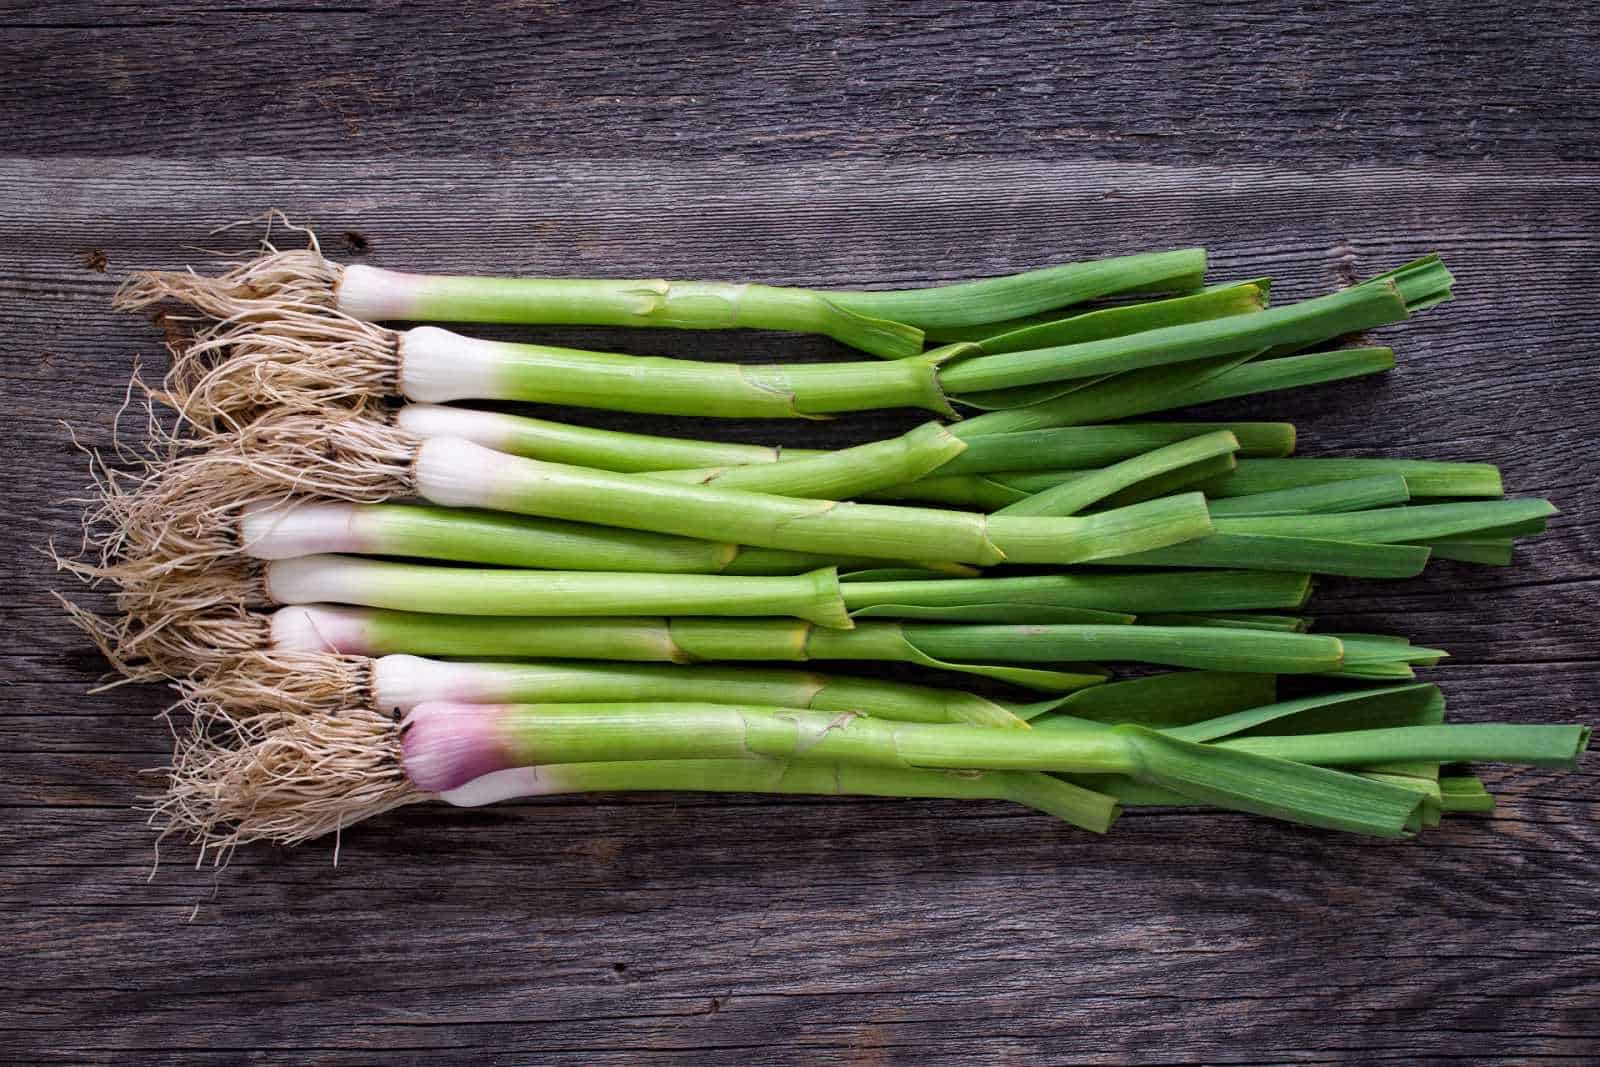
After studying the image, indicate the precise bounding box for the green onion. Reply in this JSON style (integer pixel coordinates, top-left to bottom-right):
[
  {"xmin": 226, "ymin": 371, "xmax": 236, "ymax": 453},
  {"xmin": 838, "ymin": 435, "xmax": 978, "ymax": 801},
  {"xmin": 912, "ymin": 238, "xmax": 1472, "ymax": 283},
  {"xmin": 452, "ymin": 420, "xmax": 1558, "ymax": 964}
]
[
  {"xmin": 237, "ymin": 501, "xmax": 925, "ymax": 576},
  {"xmin": 395, "ymin": 701, "xmax": 1423, "ymax": 836},
  {"xmin": 397, "ymin": 405, "xmax": 1293, "ymax": 509},
  {"xmin": 267, "ymin": 606, "xmax": 1414, "ymax": 686},
  {"xmin": 270, "ymin": 605, "xmax": 1109, "ymax": 692},
  {"xmin": 161, "ymin": 708, "xmax": 1119, "ymax": 849},
  {"xmin": 263, "ymin": 556, "xmax": 857, "ymax": 627},
  {"xmin": 124, "ymin": 245, "xmax": 1208, "ymax": 359},
  {"xmin": 403, "ymin": 405, "xmax": 1294, "ymax": 477},
  {"xmin": 190, "ymin": 652, "xmax": 1066, "ymax": 730},
  {"xmin": 248, "ymin": 556, "xmax": 1312, "ymax": 628}
]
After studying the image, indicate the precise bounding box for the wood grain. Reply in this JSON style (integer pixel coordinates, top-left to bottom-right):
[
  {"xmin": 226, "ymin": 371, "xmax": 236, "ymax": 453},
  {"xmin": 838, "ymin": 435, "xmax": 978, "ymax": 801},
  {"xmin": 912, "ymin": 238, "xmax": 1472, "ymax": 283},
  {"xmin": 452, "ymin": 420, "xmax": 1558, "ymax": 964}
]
[
  {"xmin": 2, "ymin": 2, "xmax": 1597, "ymax": 163},
  {"xmin": 4, "ymin": 5, "xmax": 1600, "ymax": 1061}
]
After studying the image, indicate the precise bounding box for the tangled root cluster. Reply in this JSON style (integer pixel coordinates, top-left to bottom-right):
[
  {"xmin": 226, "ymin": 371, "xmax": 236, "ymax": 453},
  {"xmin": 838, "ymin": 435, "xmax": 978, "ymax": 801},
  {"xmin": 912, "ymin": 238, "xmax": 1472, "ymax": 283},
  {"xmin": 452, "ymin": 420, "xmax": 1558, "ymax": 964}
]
[
  {"xmin": 156, "ymin": 696, "xmax": 426, "ymax": 857},
  {"xmin": 113, "ymin": 213, "xmax": 342, "ymax": 323},
  {"xmin": 115, "ymin": 211, "xmax": 399, "ymax": 429},
  {"xmin": 59, "ymin": 216, "xmax": 433, "ymax": 858}
]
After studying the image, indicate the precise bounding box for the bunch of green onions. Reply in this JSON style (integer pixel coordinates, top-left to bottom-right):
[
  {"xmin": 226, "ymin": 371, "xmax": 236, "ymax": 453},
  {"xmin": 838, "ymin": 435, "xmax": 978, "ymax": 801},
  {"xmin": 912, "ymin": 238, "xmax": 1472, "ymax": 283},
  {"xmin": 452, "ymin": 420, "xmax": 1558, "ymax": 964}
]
[{"xmin": 57, "ymin": 227, "xmax": 1585, "ymax": 860}]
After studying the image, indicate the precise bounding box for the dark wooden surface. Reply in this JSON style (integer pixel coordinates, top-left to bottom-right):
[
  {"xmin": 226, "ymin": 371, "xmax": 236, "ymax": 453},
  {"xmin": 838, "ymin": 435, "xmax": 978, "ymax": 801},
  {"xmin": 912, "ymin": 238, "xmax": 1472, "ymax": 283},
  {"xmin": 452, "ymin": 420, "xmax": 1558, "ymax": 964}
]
[{"xmin": 4, "ymin": 4, "xmax": 1599, "ymax": 1063}]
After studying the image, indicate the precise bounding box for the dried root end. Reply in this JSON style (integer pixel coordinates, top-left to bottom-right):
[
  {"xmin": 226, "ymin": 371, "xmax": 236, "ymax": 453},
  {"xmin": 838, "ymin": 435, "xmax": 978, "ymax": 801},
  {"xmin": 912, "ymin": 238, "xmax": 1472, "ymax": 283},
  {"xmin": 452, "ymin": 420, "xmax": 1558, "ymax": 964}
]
[
  {"xmin": 157, "ymin": 699, "xmax": 426, "ymax": 852},
  {"xmin": 71, "ymin": 408, "xmax": 414, "ymax": 571},
  {"xmin": 182, "ymin": 407, "xmax": 419, "ymax": 503},
  {"xmin": 176, "ymin": 650, "xmax": 373, "ymax": 731},
  {"xmin": 55, "ymin": 594, "xmax": 169, "ymax": 686},
  {"xmin": 79, "ymin": 602, "xmax": 274, "ymax": 686},
  {"xmin": 114, "ymin": 561, "xmax": 270, "ymax": 618},
  {"xmin": 166, "ymin": 307, "xmax": 401, "ymax": 430},
  {"xmin": 113, "ymin": 246, "xmax": 342, "ymax": 322}
]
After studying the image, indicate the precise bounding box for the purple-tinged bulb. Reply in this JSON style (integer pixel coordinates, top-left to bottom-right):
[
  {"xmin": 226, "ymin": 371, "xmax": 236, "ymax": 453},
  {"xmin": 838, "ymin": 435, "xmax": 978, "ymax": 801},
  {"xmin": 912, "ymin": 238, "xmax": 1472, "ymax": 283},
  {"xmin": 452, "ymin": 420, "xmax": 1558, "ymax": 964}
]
[{"xmin": 401, "ymin": 702, "xmax": 517, "ymax": 792}]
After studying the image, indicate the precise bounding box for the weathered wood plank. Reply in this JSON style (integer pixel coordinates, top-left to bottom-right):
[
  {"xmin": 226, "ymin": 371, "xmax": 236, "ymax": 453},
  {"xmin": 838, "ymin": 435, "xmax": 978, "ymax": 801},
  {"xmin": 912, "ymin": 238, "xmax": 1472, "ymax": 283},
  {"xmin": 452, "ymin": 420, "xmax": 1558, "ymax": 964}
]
[
  {"xmin": 2, "ymin": 1, "xmax": 1597, "ymax": 163},
  {"xmin": 2, "ymin": 150, "xmax": 1598, "ymax": 1063}
]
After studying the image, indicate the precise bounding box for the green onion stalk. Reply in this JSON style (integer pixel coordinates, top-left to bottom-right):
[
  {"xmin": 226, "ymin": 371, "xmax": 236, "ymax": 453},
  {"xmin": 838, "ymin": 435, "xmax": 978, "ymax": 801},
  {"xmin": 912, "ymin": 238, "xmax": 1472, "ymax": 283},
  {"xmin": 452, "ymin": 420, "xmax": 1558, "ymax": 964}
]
[
  {"xmin": 262, "ymin": 604, "xmax": 1435, "ymax": 682},
  {"xmin": 1054, "ymin": 682, "xmax": 1590, "ymax": 808},
  {"xmin": 162, "ymin": 696, "xmax": 1492, "ymax": 851},
  {"xmin": 117, "ymin": 236, "xmax": 1209, "ymax": 360},
  {"xmin": 395, "ymin": 404, "xmax": 1297, "ymax": 475},
  {"xmin": 949, "ymin": 256, "xmax": 1450, "ymax": 436},
  {"xmin": 117, "ymin": 554, "xmax": 1313, "ymax": 634},
  {"xmin": 387, "ymin": 403, "xmax": 1297, "ymax": 511},
  {"xmin": 189, "ymin": 669, "xmax": 1288, "ymax": 849},
  {"xmin": 180, "ymin": 652, "xmax": 1081, "ymax": 731},
  {"xmin": 134, "ymin": 261, "xmax": 1434, "ymax": 427},
  {"xmin": 111, "ymin": 409, "xmax": 1217, "ymax": 572},
  {"xmin": 77, "ymin": 560, "xmax": 1430, "ymax": 690},
  {"xmin": 949, "ymin": 347, "xmax": 1399, "ymax": 437}
]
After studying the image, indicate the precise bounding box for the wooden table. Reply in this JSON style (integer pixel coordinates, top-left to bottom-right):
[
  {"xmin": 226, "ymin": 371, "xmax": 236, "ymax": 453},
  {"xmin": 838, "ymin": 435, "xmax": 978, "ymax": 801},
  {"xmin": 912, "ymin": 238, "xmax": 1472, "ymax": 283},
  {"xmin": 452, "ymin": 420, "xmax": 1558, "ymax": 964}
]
[{"xmin": 5, "ymin": 4, "xmax": 1598, "ymax": 1062}]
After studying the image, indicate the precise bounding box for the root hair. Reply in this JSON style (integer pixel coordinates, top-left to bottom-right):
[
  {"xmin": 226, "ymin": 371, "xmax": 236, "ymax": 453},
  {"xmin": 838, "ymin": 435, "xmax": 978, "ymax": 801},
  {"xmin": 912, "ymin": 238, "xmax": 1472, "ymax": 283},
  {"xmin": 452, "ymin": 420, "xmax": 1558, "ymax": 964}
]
[
  {"xmin": 61, "ymin": 596, "xmax": 274, "ymax": 685},
  {"xmin": 113, "ymin": 212, "xmax": 342, "ymax": 323},
  {"xmin": 181, "ymin": 406, "xmax": 419, "ymax": 502},
  {"xmin": 72, "ymin": 407, "xmax": 415, "ymax": 571},
  {"xmin": 176, "ymin": 650, "xmax": 374, "ymax": 733},
  {"xmin": 157, "ymin": 698, "xmax": 426, "ymax": 854},
  {"xmin": 166, "ymin": 307, "xmax": 401, "ymax": 430}
]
